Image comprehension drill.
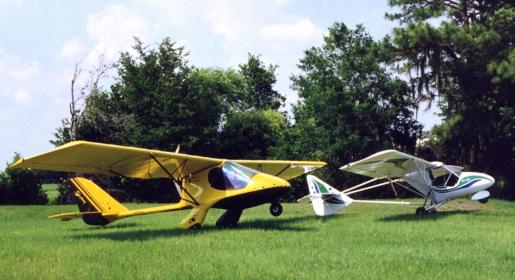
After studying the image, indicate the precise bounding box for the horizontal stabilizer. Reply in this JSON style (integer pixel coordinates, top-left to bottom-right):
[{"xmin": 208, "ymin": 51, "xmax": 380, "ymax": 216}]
[
  {"xmin": 48, "ymin": 211, "xmax": 102, "ymax": 221},
  {"xmin": 297, "ymin": 195, "xmax": 312, "ymax": 203}
]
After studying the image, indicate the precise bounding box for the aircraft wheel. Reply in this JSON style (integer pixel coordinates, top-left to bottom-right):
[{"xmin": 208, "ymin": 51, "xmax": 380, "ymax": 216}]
[
  {"xmin": 479, "ymin": 198, "xmax": 489, "ymax": 204},
  {"xmin": 415, "ymin": 207, "xmax": 426, "ymax": 216},
  {"xmin": 270, "ymin": 202, "xmax": 283, "ymax": 217},
  {"xmin": 190, "ymin": 223, "xmax": 202, "ymax": 229}
]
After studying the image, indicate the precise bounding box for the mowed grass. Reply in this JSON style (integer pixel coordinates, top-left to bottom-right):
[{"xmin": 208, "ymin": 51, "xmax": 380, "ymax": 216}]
[
  {"xmin": 42, "ymin": 184, "xmax": 59, "ymax": 203},
  {"xmin": 0, "ymin": 200, "xmax": 514, "ymax": 279}
]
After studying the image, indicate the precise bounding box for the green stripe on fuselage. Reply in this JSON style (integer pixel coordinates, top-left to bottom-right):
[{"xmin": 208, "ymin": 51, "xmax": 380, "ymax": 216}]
[{"xmin": 457, "ymin": 175, "xmax": 490, "ymax": 187}]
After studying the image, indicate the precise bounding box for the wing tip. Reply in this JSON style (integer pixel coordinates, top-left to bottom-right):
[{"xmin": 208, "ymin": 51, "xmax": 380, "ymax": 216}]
[{"xmin": 10, "ymin": 158, "xmax": 25, "ymax": 169}]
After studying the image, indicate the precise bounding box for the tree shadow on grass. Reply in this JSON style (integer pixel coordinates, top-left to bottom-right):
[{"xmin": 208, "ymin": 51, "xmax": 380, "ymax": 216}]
[
  {"xmin": 71, "ymin": 215, "xmax": 320, "ymax": 241},
  {"xmin": 377, "ymin": 209, "xmax": 479, "ymax": 222}
]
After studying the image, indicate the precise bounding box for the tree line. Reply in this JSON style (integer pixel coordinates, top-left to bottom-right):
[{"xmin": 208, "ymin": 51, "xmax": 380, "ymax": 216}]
[{"xmin": 1, "ymin": 0, "xmax": 513, "ymax": 204}]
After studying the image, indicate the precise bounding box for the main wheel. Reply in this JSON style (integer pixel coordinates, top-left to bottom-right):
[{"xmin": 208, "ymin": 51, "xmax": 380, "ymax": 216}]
[
  {"xmin": 270, "ymin": 202, "xmax": 283, "ymax": 217},
  {"xmin": 479, "ymin": 197, "xmax": 489, "ymax": 204},
  {"xmin": 415, "ymin": 207, "xmax": 426, "ymax": 216},
  {"xmin": 190, "ymin": 223, "xmax": 202, "ymax": 229}
]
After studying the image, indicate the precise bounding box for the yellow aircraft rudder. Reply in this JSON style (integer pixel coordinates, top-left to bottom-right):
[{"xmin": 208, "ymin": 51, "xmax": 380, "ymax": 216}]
[{"xmin": 69, "ymin": 177, "xmax": 128, "ymax": 225}]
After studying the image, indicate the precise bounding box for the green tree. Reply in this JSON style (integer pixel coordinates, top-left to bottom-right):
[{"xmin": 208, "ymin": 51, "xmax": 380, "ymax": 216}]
[
  {"xmin": 0, "ymin": 172, "xmax": 8, "ymax": 204},
  {"xmin": 220, "ymin": 109, "xmax": 288, "ymax": 159},
  {"xmin": 385, "ymin": 0, "xmax": 515, "ymax": 198},
  {"xmin": 1, "ymin": 154, "xmax": 47, "ymax": 205},
  {"xmin": 57, "ymin": 38, "xmax": 229, "ymax": 155},
  {"xmin": 52, "ymin": 38, "xmax": 265, "ymax": 203},
  {"xmin": 284, "ymin": 23, "xmax": 421, "ymax": 193},
  {"xmin": 239, "ymin": 54, "xmax": 285, "ymax": 110}
]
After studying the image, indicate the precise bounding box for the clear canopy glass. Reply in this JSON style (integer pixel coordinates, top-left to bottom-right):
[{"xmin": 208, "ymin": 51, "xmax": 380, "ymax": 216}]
[
  {"xmin": 222, "ymin": 161, "xmax": 258, "ymax": 189},
  {"xmin": 429, "ymin": 166, "xmax": 459, "ymax": 187}
]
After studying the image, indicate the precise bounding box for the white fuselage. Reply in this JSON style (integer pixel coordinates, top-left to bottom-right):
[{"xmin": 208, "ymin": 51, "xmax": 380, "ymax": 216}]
[
  {"xmin": 403, "ymin": 171, "xmax": 495, "ymax": 204},
  {"xmin": 432, "ymin": 172, "xmax": 494, "ymax": 202}
]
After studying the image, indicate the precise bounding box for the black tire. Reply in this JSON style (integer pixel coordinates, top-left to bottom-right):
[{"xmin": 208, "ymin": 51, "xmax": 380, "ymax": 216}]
[
  {"xmin": 479, "ymin": 198, "xmax": 489, "ymax": 204},
  {"xmin": 270, "ymin": 202, "xmax": 283, "ymax": 217},
  {"xmin": 190, "ymin": 223, "xmax": 202, "ymax": 229},
  {"xmin": 415, "ymin": 207, "xmax": 426, "ymax": 216},
  {"xmin": 216, "ymin": 209, "xmax": 243, "ymax": 228}
]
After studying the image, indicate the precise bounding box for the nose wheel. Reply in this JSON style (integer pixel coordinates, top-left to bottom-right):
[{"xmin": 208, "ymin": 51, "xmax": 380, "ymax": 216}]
[{"xmin": 270, "ymin": 202, "xmax": 283, "ymax": 216}]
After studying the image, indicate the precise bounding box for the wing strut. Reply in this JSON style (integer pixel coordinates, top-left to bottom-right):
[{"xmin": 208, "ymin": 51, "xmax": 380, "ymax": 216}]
[
  {"xmin": 389, "ymin": 177, "xmax": 398, "ymax": 197},
  {"xmin": 149, "ymin": 154, "xmax": 199, "ymax": 206},
  {"xmin": 342, "ymin": 177, "xmax": 381, "ymax": 193},
  {"xmin": 411, "ymin": 158, "xmax": 435, "ymax": 202},
  {"xmin": 345, "ymin": 180, "xmax": 398, "ymax": 195},
  {"xmin": 275, "ymin": 164, "xmax": 291, "ymax": 177}
]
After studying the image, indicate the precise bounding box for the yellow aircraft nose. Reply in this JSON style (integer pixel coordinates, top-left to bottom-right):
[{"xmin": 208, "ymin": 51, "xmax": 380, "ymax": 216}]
[{"xmin": 247, "ymin": 173, "xmax": 291, "ymax": 190}]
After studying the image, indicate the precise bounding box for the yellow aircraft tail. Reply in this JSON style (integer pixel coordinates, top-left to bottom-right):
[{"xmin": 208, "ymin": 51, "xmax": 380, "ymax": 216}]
[
  {"xmin": 48, "ymin": 177, "xmax": 128, "ymax": 225},
  {"xmin": 49, "ymin": 177, "xmax": 191, "ymax": 226}
]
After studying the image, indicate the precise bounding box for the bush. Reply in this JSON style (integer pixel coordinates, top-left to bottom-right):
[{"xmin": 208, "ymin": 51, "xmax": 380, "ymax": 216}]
[{"xmin": 0, "ymin": 154, "xmax": 48, "ymax": 205}]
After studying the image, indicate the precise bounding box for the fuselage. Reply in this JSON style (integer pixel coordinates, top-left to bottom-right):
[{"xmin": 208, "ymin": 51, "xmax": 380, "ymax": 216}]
[
  {"xmin": 183, "ymin": 161, "xmax": 291, "ymax": 210},
  {"xmin": 433, "ymin": 172, "xmax": 495, "ymax": 202}
]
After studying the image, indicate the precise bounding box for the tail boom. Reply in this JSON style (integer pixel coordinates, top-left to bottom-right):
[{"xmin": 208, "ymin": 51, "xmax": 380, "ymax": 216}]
[{"xmin": 49, "ymin": 177, "xmax": 190, "ymax": 226}]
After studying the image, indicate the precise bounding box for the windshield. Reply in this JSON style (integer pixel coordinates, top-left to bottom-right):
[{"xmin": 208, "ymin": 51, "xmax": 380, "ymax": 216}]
[
  {"xmin": 429, "ymin": 166, "xmax": 459, "ymax": 188},
  {"xmin": 222, "ymin": 162, "xmax": 258, "ymax": 189}
]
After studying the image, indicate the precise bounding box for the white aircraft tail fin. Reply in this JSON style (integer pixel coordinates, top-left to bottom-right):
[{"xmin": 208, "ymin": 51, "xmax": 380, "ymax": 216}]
[{"xmin": 300, "ymin": 175, "xmax": 353, "ymax": 216}]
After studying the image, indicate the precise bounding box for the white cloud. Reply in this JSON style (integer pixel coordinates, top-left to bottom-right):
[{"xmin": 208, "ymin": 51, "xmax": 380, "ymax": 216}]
[
  {"xmin": 0, "ymin": 0, "xmax": 24, "ymax": 8},
  {"xmin": 0, "ymin": 50, "xmax": 40, "ymax": 104},
  {"xmin": 13, "ymin": 88, "xmax": 30, "ymax": 104},
  {"xmin": 0, "ymin": 50, "xmax": 39, "ymax": 81},
  {"xmin": 123, "ymin": 0, "xmax": 324, "ymax": 107},
  {"xmin": 259, "ymin": 19, "xmax": 323, "ymax": 43},
  {"xmin": 133, "ymin": 0, "xmax": 203, "ymax": 28},
  {"xmin": 0, "ymin": 48, "xmax": 70, "ymax": 165},
  {"xmin": 86, "ymin": 5, "xmax": 151, "ymax": 61},
  {"xmin": 59, "ymin": 38, "xmax": 86, "ymax": 60},
  {"xmin": 11, "ymin": 60, "xmax": 38, "ymax": 80}
]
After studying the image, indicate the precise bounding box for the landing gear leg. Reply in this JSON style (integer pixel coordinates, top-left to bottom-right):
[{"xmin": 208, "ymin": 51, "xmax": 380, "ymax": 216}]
[{"xmin": 270, "ymin": 202, "xmax": 283, "ymax": 217}]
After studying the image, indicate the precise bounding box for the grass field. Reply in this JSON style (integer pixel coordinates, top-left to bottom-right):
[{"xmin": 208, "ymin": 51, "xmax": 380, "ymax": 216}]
[
  {"xmin": 42, "ymin": 184, "xmax": 59, "ymax": 203},
  {"xmin": 0, "ymin": 200, "xmax": 513, "ymax": 279}
]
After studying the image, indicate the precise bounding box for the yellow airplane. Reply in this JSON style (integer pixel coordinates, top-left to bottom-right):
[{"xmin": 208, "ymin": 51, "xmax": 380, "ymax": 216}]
[{"xmin": 12, "ymin": 141, "xmax": 326, "ymax": 229}]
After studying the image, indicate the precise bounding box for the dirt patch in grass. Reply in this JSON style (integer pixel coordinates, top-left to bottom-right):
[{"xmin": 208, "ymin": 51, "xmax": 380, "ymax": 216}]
[{"xmin": 440, "ymin": 200, "xmax": 483, "ymax": 212}]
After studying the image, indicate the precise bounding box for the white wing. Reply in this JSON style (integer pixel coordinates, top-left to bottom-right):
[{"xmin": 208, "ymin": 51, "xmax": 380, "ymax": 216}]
[{"xmin": 340, "ymin": 150, "xmax": 437, "ymax": 197}]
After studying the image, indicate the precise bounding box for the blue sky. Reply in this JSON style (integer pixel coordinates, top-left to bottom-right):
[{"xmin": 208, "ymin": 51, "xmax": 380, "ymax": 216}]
[{"xmin": 0, "ymin": 0, "xmax": 440, "ymax": 165}]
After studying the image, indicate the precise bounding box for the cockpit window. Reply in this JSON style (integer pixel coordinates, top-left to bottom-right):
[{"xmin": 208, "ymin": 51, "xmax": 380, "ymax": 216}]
[
  {"xmin": 221, "ymin": 162, "xmax": 258, "ymax": 190},
  {"xmin": 429, "ymin": 166, "xmax": 459, "ymax": 188}
]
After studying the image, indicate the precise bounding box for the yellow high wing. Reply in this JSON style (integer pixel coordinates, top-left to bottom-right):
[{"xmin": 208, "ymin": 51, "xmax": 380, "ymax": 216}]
[
  {"xmin": 12, "ymin": 141, "xmax": 326, "ymax": 228},
  {"xmin": 12, "ymin": 141, "xmax": 222, "ymax": 179},
  {"xmin": 12, "ymin": 141, "xmax": 325, "ymax": 180}
]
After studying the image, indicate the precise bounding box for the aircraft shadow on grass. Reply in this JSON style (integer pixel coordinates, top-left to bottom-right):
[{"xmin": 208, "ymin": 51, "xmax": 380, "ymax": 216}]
[
  {"xmin": 70, "ymin": 214, "xmax": 327, "ymax": 241},
  {"xmin": 377, "ymin": 209, "xmax": 479, "ymax": 222},
  {"xmin": 70, "ymin": 222, "xmax": 143, "ymax": 232}
]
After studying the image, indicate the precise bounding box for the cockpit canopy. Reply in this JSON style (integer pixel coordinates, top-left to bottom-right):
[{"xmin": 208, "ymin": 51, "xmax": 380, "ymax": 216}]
[
  {"xmin": 208, "ymin": 161, "xmax": 258, "ymax": 190},
  {"xmin": 428, "ymin": 165, "xmax": 460, "ymax": 188}
]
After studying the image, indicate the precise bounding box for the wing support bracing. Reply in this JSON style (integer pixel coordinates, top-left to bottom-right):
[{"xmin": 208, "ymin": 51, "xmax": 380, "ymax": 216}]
[{"xmin": 148, "ymin": 154, "xmax": 199, "ymax": 206}]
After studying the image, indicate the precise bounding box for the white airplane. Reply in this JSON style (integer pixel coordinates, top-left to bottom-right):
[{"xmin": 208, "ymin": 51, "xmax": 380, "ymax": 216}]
[{"xmin": 299, "ymin": 150, "xmax": 495, "ymax": 216}]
